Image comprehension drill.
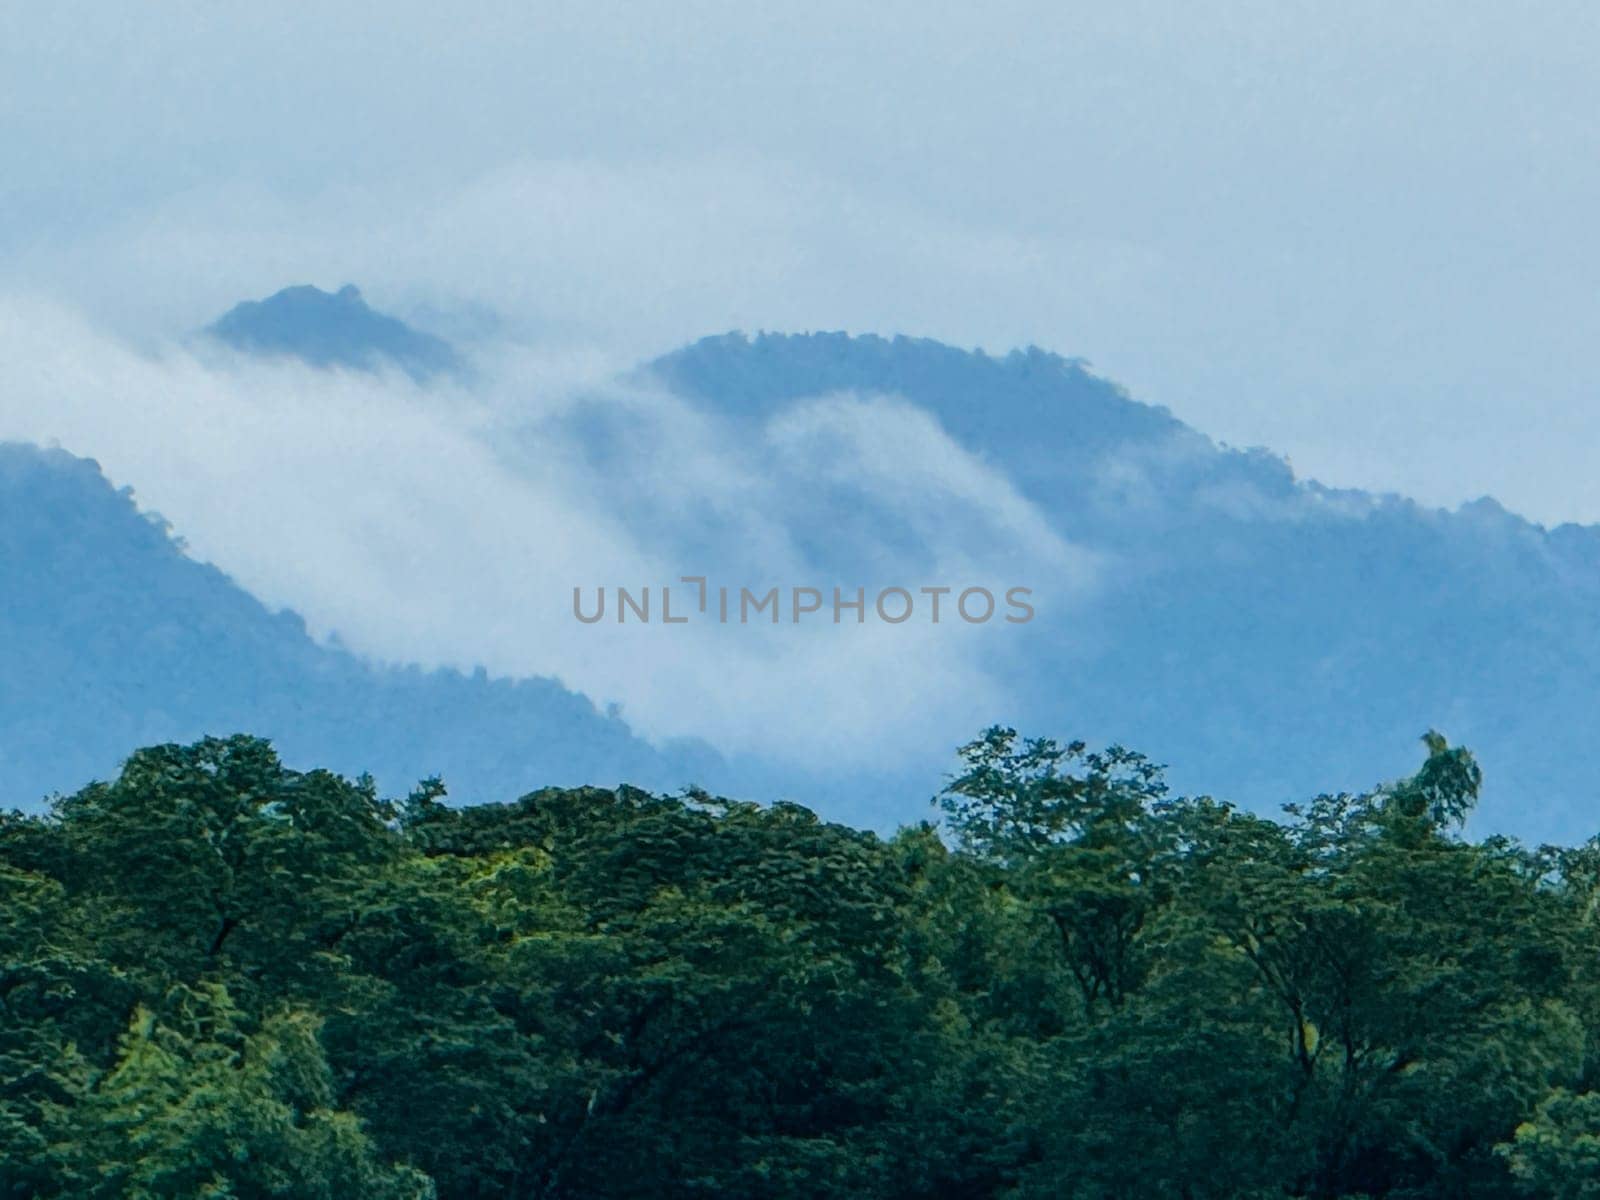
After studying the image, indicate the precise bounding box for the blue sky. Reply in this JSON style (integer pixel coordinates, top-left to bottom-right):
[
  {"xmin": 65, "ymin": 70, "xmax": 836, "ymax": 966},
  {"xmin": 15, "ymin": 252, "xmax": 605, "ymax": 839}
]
[{"xmin": 5, "ymin": 1, "xmax": 1600, "ymax": 522}]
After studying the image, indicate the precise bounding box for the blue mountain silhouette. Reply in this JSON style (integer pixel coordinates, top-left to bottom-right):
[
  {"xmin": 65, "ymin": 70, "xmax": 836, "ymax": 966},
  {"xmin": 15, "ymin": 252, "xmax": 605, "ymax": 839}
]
[
  {"xmin": 207, "ymin": 284, "xmax": 463, "ymax": 380},
  {"xmin": 10, "ymin": 299, "xmax": 1600, "ymax": 841},
  {"xmin": 648, "ymin": 332, "xmax": 1600, "ymax": 842}
]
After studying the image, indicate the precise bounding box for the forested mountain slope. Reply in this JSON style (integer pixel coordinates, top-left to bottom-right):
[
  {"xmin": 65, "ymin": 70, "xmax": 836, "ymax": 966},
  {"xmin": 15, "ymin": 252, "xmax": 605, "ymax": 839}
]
[
  {"xmin": 0, "ymin": 444, "xmax": 716, "ymax": 809},
  {"xmin": 650, "ymin": 333, "xmax": 1600, "ymax": 841},
  {"xmin": 10, "ymin": 297, "xmax": 1600, "ymax": 841}
]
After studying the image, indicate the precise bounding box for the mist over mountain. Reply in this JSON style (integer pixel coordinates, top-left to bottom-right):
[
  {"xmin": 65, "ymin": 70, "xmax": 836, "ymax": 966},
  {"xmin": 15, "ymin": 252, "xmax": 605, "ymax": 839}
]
[
  {"xmin": 10, "ymin": 289, "xmax": 1600, "ymax": 843},
  {"xmin": 205, "ymin": 284, "xmax": 463, "ymax": 380},
  {"xmin": 0, "ymin": 443, "xmax": 718, "ymax": 810},
  {"xmin": 647, "ymin": 332, "xmax": 1600, "ymax": 843}
]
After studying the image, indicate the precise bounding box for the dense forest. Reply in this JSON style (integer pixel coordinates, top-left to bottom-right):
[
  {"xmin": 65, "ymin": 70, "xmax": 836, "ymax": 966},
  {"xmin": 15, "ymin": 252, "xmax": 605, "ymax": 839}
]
[{"xmin": 4, "ymin": 729, "xmax": 1600, "ymax": 1198}]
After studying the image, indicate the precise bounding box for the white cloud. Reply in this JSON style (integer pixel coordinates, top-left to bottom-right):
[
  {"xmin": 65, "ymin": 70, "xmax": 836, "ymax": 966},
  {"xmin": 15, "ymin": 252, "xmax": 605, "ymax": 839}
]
[{"xmin": 0, "ymin": 295, "xmax": 1091, "ymax": 769}]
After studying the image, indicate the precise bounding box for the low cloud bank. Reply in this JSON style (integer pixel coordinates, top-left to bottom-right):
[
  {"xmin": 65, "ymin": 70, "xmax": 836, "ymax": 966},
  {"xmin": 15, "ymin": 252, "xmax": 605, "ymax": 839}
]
[{"xmin": 0, "ymin": 295, "xmax": 1093, "ymax": 769}]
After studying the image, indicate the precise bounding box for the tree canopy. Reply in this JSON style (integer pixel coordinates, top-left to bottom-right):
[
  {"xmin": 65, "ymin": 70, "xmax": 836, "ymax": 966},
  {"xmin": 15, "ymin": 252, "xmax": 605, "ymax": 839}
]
[{"xmin": 4, "ymin": 729, "xmax": 1599, "ymax": 1197}]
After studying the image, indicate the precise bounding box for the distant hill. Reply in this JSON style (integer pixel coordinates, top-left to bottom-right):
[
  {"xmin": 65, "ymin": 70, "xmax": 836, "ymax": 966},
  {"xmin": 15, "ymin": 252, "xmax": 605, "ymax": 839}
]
[
  {"xmin": 205, "ymin": 284, "xmax": 463, "ymax": 380},
  {"xmin": 11, "ymin": 312, "xmax": 1600, "ymax": 842},
  {"xmin": 648, "ymin": 332, "xmax": 1600, "ymax": 843},
  {"xmin": 0, "ymin": 443, "xmax": 718, "ymax": 810}
]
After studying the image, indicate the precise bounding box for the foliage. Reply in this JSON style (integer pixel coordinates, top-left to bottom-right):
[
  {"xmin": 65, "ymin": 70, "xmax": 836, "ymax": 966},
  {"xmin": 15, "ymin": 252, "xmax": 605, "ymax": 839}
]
[{"xmin": 3, "ymin": 729, "xmax": 1599, "ymax": 1196}]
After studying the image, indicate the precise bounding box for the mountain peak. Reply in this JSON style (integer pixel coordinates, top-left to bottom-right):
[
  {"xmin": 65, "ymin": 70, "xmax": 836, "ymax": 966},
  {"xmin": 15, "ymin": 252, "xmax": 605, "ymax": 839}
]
[
  {"xmin": 205, "ymin": 283, "xmax": 462, "ymax": 381},
  {"xmin": 647, "ymin": 329, "xmax": 1191, "ymax": 503}
]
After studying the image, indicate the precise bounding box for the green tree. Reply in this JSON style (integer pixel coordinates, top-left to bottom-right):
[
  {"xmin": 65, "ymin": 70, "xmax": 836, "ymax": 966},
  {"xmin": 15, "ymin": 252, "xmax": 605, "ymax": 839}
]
[
  {"xmin": 1499, "ymin": 1089, "xmax": 1600, "ymax": 1198},
  {"xmin": 48, "ymin": 984, "xmax": 432, "ymax": 1199}
]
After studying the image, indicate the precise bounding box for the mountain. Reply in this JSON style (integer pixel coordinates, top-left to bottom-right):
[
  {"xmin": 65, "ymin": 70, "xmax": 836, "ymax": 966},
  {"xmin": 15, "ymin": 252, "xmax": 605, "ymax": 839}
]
[
  {"xmin": 0, "ymin": 443, "xmax": 719, "ymax": 810},
  {"xmin": 11, "ymin": 310, "xmax": 1600, "ymax": 843},
  {"xmin": 651, "ymin": 331, "xmax": 1185, "ymax": 474},
  {"xmin": 205, "ymin": 284, "xmax": 463, "ymax": 380},
  {"xmin": 648, "ymin": 332, "xmax": 1600, "ymax": 843}
]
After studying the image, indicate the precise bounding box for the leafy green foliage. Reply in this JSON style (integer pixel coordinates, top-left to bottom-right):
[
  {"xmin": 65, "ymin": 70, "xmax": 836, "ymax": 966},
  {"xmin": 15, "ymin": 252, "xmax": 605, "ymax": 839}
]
[{"xmin": 3, "ymin": 729, "xmax": 1599, "ymax": 1196}]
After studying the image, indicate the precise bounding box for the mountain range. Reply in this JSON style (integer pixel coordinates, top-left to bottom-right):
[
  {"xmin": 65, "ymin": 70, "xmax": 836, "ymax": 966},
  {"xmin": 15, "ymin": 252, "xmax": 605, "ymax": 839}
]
[
  {"xmin": 653, "ymin": 331, "xmax": 1600, "ymax": 841},
  {"xmin": 7, "ymin": 284, "xmax": 1598, "ymax": 842}
]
